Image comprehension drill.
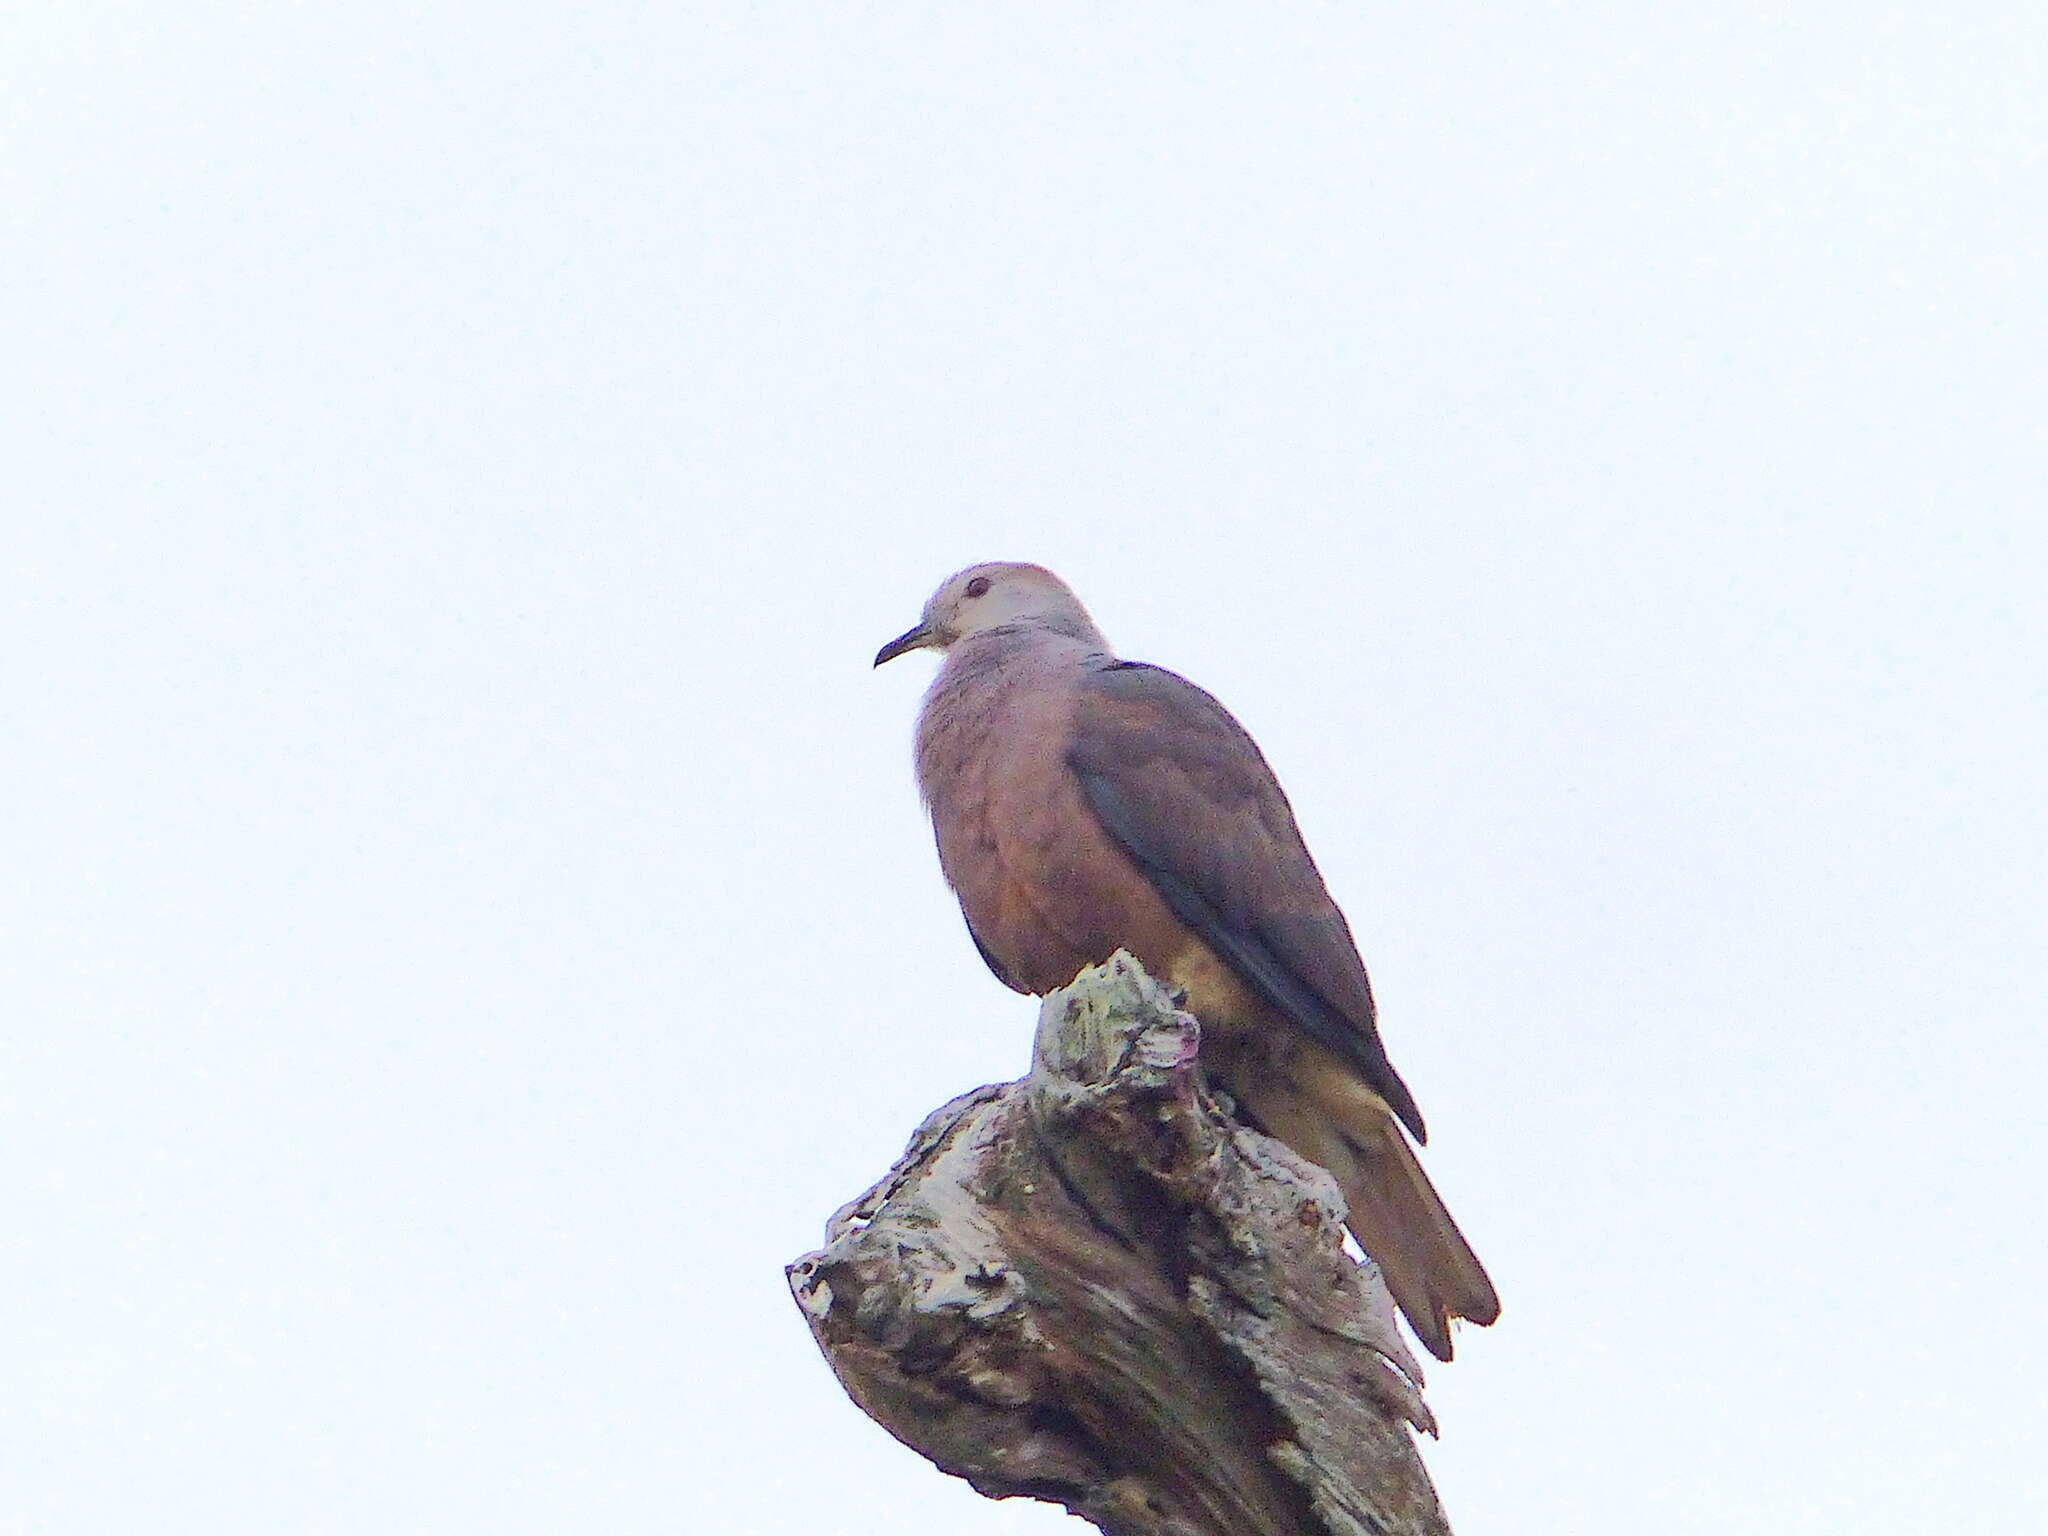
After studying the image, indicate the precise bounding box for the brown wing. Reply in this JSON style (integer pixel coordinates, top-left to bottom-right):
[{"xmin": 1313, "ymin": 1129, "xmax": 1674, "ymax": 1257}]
[{"xmin": 1067, "ymin": 659, "xmax": 1428, "ymax": 1142}]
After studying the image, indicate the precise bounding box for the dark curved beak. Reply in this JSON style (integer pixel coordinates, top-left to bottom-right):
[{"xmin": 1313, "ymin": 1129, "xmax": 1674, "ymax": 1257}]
[{"xmin": 873, "ymin": 623, "xmax": 936, "ymax": 668}]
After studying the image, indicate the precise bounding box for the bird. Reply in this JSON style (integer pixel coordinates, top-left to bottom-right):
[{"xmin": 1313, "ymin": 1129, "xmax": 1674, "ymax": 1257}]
[{"xmin": 874, "ymin": 561, "xmax": 1498, "ymax": 1362}]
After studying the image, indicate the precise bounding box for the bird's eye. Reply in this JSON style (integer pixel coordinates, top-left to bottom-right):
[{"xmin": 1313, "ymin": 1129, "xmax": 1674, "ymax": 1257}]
[{"xmin": 964, "ymin": 576, "xmax": 992, "ymax": 599}]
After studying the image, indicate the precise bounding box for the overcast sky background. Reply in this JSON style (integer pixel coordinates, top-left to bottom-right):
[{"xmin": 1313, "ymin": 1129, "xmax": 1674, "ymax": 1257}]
[{"xmin": 6, "ymin": 5, "xmax": 2045, "ymax": 1532}]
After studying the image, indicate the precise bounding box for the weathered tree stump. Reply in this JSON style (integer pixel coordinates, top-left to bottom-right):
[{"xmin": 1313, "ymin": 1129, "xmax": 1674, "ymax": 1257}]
[{"xmin": 788, "ymin": 953, "xmax": 1456, "ymax": 1536}]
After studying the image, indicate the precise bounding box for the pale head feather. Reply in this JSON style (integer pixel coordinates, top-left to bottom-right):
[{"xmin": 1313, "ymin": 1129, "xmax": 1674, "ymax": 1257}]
[{"xmin": 885, "ymin": 561, "xmax": 1110, "ymax": 659}]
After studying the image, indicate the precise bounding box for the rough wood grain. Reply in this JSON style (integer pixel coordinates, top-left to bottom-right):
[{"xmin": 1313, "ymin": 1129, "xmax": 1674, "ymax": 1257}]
[{"xmin": 788, "ymin": 954, "xmax": 1458, "ymax": 1536}]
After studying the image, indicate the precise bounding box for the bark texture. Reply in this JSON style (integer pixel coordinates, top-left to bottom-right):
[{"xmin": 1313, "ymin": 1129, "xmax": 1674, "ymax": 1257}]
[{"xmin": 787, "ymin": 953, "xmax": 1456, "ymax": 1536}]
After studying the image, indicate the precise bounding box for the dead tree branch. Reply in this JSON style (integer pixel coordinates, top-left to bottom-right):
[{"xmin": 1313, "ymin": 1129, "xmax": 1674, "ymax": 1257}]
[{"xmin": 788, "ymin": 953, "xmax": 1457, "ymax": 1536}]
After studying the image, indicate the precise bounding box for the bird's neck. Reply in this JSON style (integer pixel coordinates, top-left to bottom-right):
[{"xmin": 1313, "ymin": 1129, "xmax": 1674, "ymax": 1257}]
[{"xmin": 915, "ymin": 626, "xmax": 1105, "ymax": 806}]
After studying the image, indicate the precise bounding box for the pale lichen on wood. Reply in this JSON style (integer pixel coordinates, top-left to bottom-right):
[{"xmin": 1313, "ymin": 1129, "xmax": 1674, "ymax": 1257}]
[{"xmin": 788, "ymin": 953, "xmax": 1456, "ymax": 1536}]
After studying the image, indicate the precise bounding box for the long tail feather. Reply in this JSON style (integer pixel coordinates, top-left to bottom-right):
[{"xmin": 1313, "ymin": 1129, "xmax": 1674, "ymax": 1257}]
[
  {"xmin": 1335, "ymin": 1114, "xmax": 1499, "ymax": 1362},
  {"xmin": 1235, "ymin": 1055, "xmax": 1499, "ymax": 1363}
]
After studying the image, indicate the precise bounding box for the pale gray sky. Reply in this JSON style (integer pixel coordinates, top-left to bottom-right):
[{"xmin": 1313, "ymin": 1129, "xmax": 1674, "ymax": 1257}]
[{"xmin": 5, "ymin": 5, "xmax": 2044, "ymax": 1533}]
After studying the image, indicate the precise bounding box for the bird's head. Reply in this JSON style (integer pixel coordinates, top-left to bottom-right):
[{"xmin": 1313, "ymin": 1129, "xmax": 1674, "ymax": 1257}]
[{"xmin": 874, "ymin": 562, "xmax": 1108, "ymax": 666}]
